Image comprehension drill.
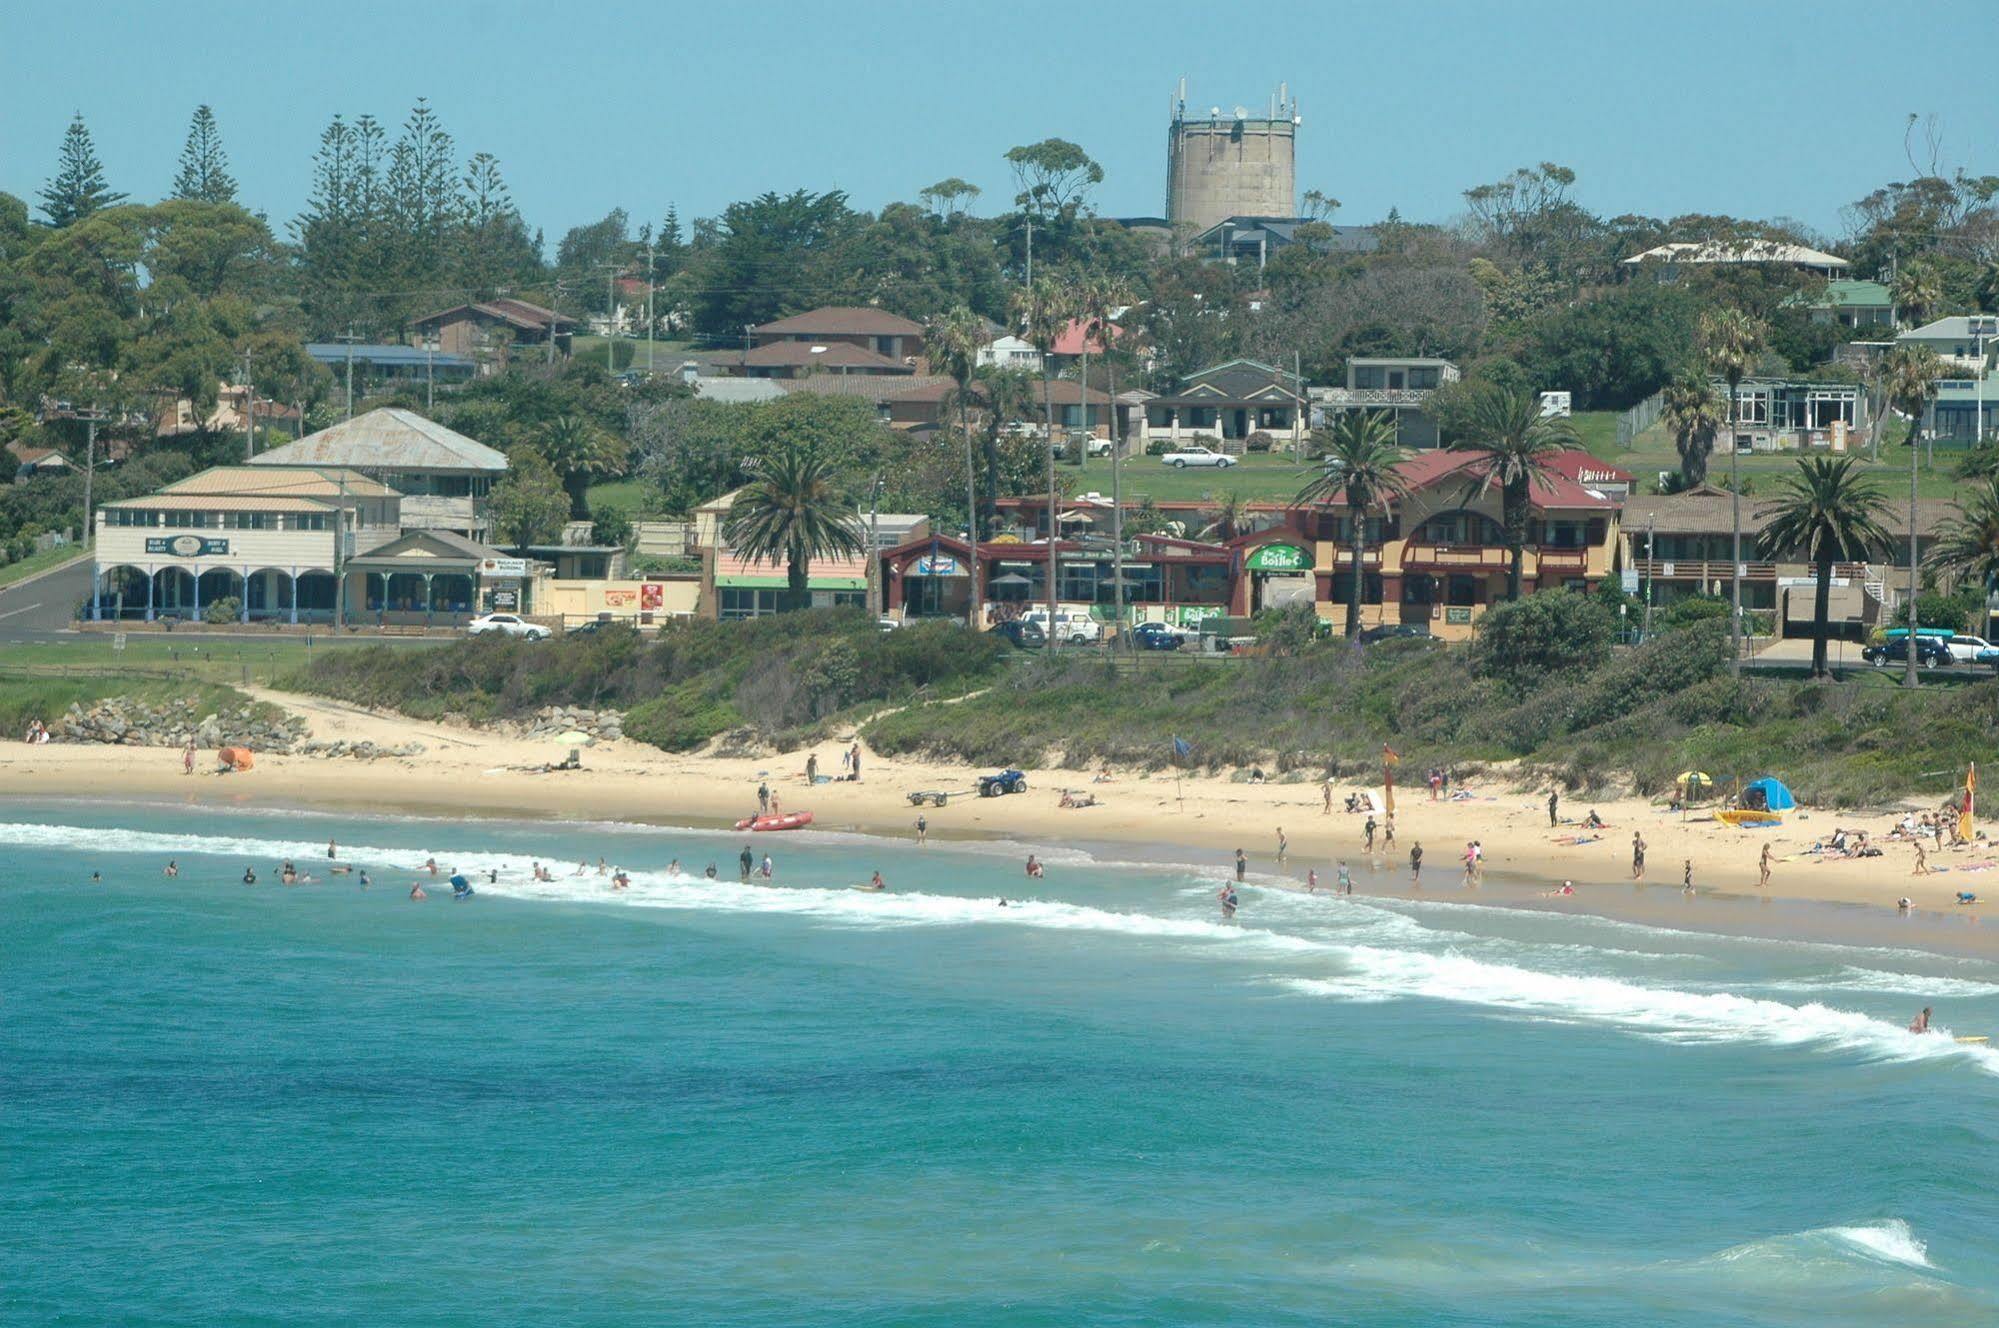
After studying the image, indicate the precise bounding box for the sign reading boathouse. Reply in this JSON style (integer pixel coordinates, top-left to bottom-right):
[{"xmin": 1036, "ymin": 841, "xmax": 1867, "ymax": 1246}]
[
  {"xmin": 1245, "ymin": 543, "xmax": 1310, "ymax": 572},
  {"xmin": 145, "ymin": 535, "xmax": 229, "ymax": 556}
]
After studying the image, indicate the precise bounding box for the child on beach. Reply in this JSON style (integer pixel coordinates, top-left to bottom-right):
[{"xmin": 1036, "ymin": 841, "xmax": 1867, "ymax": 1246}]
[
  {"xmin": 1759, "ymin": 843, "xmax": 1773, "ymax": 888},
  {"xmin": 1683, "ymin": 860, "xmax": 1694, "ymax": 893},
  {"xmin": 1410, "ymin": 842, "xmax": 1423, "ymax": 885}
]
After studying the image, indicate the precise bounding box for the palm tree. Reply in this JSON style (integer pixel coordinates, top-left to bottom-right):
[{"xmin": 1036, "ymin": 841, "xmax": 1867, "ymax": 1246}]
[
  {"xmin": 1447, "ymin": 385, "xmax": 1579, "ymax": 600},
  {"xmin": 1198, "ymin": 490, "xmax": 1249, "ymax": 542},
  {"xmin": 1893, "ymin": 260, "xmax": 1945, "ymax": 331},
  {"xmin": 1884, "ymin": 343, "xmax": 1945, "ymax": 686},
  {"xmin": 1012, "ymin": 277, "xmax": 1072, "ymax": 638},
  {"xmin": 722, "ymin": 446, "xmax": 866, "ymax": 612},
  {"xmin": 1079, "ymin": 275, "xmax": 1136, "ymax": 636},
  {"xmin": 1294, "ymin": 410, "xmax": 1412, "ymax": 637},
  {"xmin": 929, "ymin": 306, "xmax": 987, "ymax": 629},
  {"xmin": 1660, "ymin": 372, "xmax": 1723, "ymax": 488},
  {"xmin": 1756, "ymin": 456, "xmax": 1890, "ymax": 680},
  {"xmin": 1699, "ymin": 307, "xmax": 1766, "ymax": 668},
  {"xmin": 1927, "ymin": 477, "xmax": 1999, "ymax": 604}
]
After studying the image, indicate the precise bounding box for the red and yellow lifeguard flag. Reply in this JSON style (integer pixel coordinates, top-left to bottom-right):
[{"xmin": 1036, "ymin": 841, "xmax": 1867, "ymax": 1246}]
[
  {"xmin": 1961, "ymin": 762, "xmax": 1976, "ymax": 844},
  {"xmin": 1383, "ymin": 745, "xmax": 1400, "ymax": 814}
]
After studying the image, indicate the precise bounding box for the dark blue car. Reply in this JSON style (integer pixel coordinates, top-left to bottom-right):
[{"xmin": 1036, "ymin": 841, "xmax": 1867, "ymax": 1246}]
[{"xmin": 1130, "ymin": 621, "xmax": 1185, "ymax": 651}]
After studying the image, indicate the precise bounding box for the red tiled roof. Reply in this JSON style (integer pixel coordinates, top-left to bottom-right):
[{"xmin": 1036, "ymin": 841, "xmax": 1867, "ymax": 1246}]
[
  {"xmin": 411, "ymin": 298, "xmax": 574, "ymax": 332},
  {"xmin": 738, "ymin": 340, "xmax": 913, "ymax": 371},
  {"xmin": 1391, "ymin": 449, "xmax": 1617, "ymax": 511},
  {"xmin": 1050, "ymin": 318, "xmax": 1124, "ymax": 356},
  {"xmin": 755, "ymin": 305, "xmax": 924, "ymax": 337}
]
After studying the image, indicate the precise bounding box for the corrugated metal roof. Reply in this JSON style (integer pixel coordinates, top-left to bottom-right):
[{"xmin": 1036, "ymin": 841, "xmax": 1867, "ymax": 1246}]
[
  {"xmin": 251, "ymin": 408, "xmax": 508, "ymax": 473},
  {"xmin": 104, "ymin": 494, "xmax": 333, "ymax": 513},
  {"xmin": 163, "ymin": 465, "xmax": 397, "ymax": 499},
  {"xmin": 305, "ymin": 342, "xmax": 477, "ymax": 369}
]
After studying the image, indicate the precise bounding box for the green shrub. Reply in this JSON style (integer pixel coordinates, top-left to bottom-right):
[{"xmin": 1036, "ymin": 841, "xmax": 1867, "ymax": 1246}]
[
  {"xmin": 203, "ymin": 596, "xmax": 242, "ymax": 625},
  {"xmin": 1471, "ymin": 591, "xmax": 1614, "ymax": 689}
]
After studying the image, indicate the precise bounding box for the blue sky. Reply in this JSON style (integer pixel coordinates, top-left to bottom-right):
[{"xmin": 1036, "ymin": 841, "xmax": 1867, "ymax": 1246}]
[{"xmin": 3, "ymin": 0, "xmax": 1994, "ymax": 244}]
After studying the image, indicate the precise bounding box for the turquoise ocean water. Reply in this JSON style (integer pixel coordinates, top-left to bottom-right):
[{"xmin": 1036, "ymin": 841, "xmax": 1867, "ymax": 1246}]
[{"xmin": 6, "ymin": 798, "xmax": 1999, "ymax": 1326}]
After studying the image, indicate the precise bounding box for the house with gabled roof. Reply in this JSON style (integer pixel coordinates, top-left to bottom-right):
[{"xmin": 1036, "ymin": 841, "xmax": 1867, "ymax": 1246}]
[
  {"xmin": 249, "ymin": 407, "xmax": 509, "ymax": 539},
  {"xmin": 1139, "ymin": 359, "xmax": 1308, "ymax": 452},
  {"xmin": 409, "ymin": 298, "xmax": 577, "ymax": 365}
]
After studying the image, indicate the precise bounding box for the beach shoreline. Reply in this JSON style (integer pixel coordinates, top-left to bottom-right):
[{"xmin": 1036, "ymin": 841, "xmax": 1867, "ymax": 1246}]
[{"xmin": 2, "ymin": 684, "xmax": 1992, "ymax": 958}]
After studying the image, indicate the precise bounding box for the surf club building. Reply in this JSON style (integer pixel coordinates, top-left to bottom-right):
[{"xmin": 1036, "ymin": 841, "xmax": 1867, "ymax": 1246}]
[{"xmin": 89, "ymin": 465, "xmax": 528, "ymax": 625}]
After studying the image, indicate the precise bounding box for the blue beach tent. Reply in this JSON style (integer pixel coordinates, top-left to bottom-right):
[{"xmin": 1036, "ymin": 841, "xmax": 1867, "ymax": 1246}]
[{"xmin": 1741, "ymin": 778, "xmax": 1795, "ymax": 813}]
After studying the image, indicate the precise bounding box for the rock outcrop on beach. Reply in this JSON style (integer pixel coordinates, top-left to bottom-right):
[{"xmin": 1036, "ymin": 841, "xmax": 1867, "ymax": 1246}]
[
  {"xmin": 47, "ymin": 695, "xmax": 424, "ymax": 760},
  {"xmin": 507, "ymin": 705, "xmax": 625, "ymax": 744}
]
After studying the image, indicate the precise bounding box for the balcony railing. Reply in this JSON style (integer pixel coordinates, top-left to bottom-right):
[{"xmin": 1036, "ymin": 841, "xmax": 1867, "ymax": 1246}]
[{"xmin": 1315, "ymin": 388, "xmax": 1434, "ymax": 407}]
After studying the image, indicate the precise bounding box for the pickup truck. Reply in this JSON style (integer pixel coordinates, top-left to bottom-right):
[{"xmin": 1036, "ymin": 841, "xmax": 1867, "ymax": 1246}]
[{"xmin": 1160, "ymin": 445, "xmax": 1235, "ymax": 469}]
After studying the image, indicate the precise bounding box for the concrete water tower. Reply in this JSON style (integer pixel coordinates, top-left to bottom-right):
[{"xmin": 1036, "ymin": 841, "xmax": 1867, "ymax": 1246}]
[{"xmin": 1165, "ymin": 80, "xmax": 1298, "ymax": 233}]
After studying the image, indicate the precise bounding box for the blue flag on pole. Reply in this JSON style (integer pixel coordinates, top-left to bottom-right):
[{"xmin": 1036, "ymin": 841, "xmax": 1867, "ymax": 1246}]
[{"xmin": 1172, "ymin": 736, "xmax": 1193, "ymax": 764}]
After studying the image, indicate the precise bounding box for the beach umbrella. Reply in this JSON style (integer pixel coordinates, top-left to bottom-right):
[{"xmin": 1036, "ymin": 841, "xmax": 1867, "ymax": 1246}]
[
  {"xmin": 555, "ymin": 729, "xmax": 595, "ymax": 746},
  {"xmin": 1675, "ymin": 770, "xmax": 1713, "ymax": 794}
]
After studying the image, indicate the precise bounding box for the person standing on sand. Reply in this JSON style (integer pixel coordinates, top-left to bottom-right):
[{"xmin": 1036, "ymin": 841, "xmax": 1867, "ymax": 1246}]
[
  {"xmin": 1276, "ymin": 827, "xmax": 1288, "ymax": 864},
  {"xmin": 850, "ymin": 745, "xmax": 862, "ymax": 782},
  {"xmin": 1759, "ymin": 843, "xmax": 1773, "ymax": 888},
  {"xmin": 1632, "ymin": 833, "xmax": 1646, "ymax": 881},
  {"xmin": 757, "ymin": 782, "xmax": 770, "ymax": 814},
  {"xmin": 1364, "ymin": 816, "xmax": 1377, "ymax": 853},
  {"xmin": 1322, "ymin": 781, "xmax": 1333, "ymax": 814},
  {"xmin": 1682, "ymin": 859, "xmax": 1694, "ymax": 893},
  {"xmin": 806, "ymin": 753, "xmax": 818, "ymax": 784},
  {"xmin": 1234, "ymin": 849, "xmax": 1247, "ymax": 882},
  {"xmin": 1548, "ymin": 789, "xmax": 1559, "ymax": 827},
  {"xmin": 1410, "ymin": 842, "xmax": 1423, "ymax": 885},
  {"xmin": 915, "ymin": 814, "xmax": 928, "ymax": 845},
  {"xmin": 1461, "ymin": 843, "xmax": 1476, "ymax": 888},
  {"xmin": 1383, "ymin": 815, "xmax": 1396, "ymax": 851},
  {"xmin": 182, "ymin": 737, "xmax": 196, "ymax": 776},
  {"xmin": 1471, "ymin": 841, "xmax": 1484, "ymax": 884}
]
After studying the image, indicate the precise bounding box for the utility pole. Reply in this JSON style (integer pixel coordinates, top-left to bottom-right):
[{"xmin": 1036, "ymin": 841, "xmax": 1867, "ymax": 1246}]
[
  {"xmin": 547, "ymin": 282, "xmax": 563, "ymax": 365},
  {"xmin": 240, "ymin": 350, "xmax": 256, "ymax": 460},
  {"xmin": 337, "ymin": 328, "xmax": 360, "ymax": 419},
  {"xmin": 1906, "ymin": 427, "xmax": 1921, "ymax": 688},
  {"xmin": 646, "ymin": 242, "xmax": 656, "ymax": 375},
  {"xmin": 1024, "ymin": 215, "xmax": 1033, "ymax": 286},
  {"xmin": 865, "ymin": 472, "xmax": 883, "ymax": 619},
  {"xmin": 75, "ymin": 406, "xmax": 105, "ymax": 617},
  {"xmin": 606, "ymin": 265, "xmax": 618, "ymax": 373},
  {"xmin": 424, "ymin": 336, "xmax": 436, "ymax": 411}
]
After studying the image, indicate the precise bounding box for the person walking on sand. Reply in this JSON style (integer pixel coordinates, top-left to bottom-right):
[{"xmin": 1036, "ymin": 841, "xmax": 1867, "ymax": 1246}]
[
  {"xmin": 182, "ymin": 736, "xmax": 196, "ymax": 776},
  {"xmin": 1548, "ymin": 789, "xmax": 1560, "ymax": 828},
  {"xmin": 1276, "ymin": 827, "xmax": 1288, "ymax": 865},
  {"xmin": 1759, "ymin": 843, "xmax": 1773, "ymax": 888},
  {"xmin": 1913, "ymin": 840, "xmax": 1930, "ymax": 875},
  {"xmin": 1364, "ymin": 815, "xmax": 1377, "ymax": 853},
  {"xmin": 1234, "ymin": 848, "xmax": 1247, "ymax": 883},
  {"xmin": 915, "ymin": 814, "xmax": 928, "ymax": 845},
  {"xmin": 1383, "ymin": 815, "xmax": 1396, "ymax": 850},
  {"xmin": 1471, "ymin": 840, "xmax": 1484, "ymax": 884},
  {"xmin": 1410, "ymin": 841, "xmax": 1423, "ymax": 886},
  {"xmin": 1322, "ymin": 780, "xmax": 1333, "ymax": 814},
  {"xmin": 1682, "ymin": 859, "xmax": 1694, "ymax": 893},
  {"xmin": 1632, "ymin": 833, "xmax": 1647, "ymax": 881}
]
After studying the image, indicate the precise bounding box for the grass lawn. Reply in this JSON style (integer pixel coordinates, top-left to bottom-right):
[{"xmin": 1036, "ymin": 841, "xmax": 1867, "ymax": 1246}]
[
  {"xmin": 0, "ymin": 543, "xmax": 88, "ymax": 591},
  {"xmin": 1063, "ymin": 454, "xmax": 1321, "ymax": 506},
  {"xmin": 1583, "ymin": 410, "xmax": 1970, "ymax": 500},
  {"xmin": 0, "ymin": 634, "xmax": 441, "ymax": 689},
  {"xmin": 584, "ymin": 478, "xmax": 655, "ymax": 514},
  {"xmin": 570, "ymin": 336, "xmax": 700, "ymax": 374}
]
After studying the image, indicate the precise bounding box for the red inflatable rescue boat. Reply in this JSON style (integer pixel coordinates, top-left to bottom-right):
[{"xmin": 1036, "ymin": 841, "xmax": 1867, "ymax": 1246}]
[{"xmin": 734, "ymin": 811, "xmax": 815, "ymax": 832}]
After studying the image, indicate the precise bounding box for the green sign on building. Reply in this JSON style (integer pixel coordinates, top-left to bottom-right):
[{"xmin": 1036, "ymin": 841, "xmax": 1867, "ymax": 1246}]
[{"xmin": 1245, "ymin": 543, "xmax": 1311, "ymax": 572}]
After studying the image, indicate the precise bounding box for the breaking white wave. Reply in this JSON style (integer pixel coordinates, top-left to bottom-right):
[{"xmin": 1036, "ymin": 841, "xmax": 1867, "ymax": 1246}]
[
  {"xmin": 1280, "ymin": 948, "xmax": 1999, "ymax": 1075},
  {"xmin": 1749, "ymin": 966, "xmax": 1999, "ymax": 1000}
]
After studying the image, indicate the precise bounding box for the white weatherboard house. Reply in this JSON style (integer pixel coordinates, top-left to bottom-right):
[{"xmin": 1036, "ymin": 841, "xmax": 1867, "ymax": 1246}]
[{"xmin": 250, "ymin": 408, "xmax": 508, "ymax": 538}]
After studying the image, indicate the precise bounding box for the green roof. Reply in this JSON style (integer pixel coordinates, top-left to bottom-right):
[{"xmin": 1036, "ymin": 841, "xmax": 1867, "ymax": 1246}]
[{"xmin": 1784, "ymin": 279, "xmax": 1892, "ymax": 310}]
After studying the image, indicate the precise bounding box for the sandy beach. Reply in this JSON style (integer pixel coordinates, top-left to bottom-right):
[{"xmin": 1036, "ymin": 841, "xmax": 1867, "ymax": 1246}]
[{"xmin": 2, "ymin": 684, "xmax": 1992, "ymax": 952}]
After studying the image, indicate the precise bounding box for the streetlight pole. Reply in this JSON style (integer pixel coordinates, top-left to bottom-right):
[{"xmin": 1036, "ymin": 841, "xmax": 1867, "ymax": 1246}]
[
  {"xmin": 75, "ymin": 407, "xmax": 105, "ymax": 617},
  {"xmin": 240, "ymin": 350, "xmax": 256, "ymax": 460},
  {"xmin": 865, "ymin": 472, "xmax": 883, "ymax": 619}
]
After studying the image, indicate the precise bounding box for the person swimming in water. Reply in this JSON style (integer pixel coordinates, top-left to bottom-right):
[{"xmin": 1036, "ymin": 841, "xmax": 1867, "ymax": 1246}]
[
  {"xmin": 424, "ymin": 857, "xmax": 438, "ymax": 876},
  {"xmin": 242, "ymin": 867, "xmax": 257, "ymax": 885},
  {"xmin": 163, "ymin": 860, "xmax": 179, "ymax": 878},
  {"xmin": 90, "ymin": 870, "xmax": 101, "ymax": 883},
  {"xmin": 861, "ymin": 871, "xmax": 886, "ymax": 892},
  {"xmin": 1025, "ymin": 855, "xmax": 1044, "ymax": 879},
  {"xmin": 450, "ymin": 874, "xmax": 474, "ymax": 900},
  {"xmin": 358, "ymin": 870, "xmax": 372, "ymax": 889},
  {"xmin": 1909, "ymin": 1006, "xmax": 1933, "ymax": 1034},
  {"xmin": 409, "ymin": 881, "xmax": 427, "ymax": 901}
]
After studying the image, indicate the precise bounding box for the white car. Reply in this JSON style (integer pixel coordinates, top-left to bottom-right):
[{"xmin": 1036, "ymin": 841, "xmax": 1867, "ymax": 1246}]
[
  {"xmin": 1945, "ymin": 634, "xmax": 1993, "ymax": 663},
  {"xmin": 1161, "ymin": 445, "xmax": 1235, "ymax": 469},
  {"xmin": 467, "ymin": 612, "xmax": 549, "ymax": 640}
]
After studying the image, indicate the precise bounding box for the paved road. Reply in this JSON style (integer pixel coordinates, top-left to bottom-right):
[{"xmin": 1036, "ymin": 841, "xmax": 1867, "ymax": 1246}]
[{"xmin": 0, "ymin": 557, "xmax": 95, "ymax": 642}]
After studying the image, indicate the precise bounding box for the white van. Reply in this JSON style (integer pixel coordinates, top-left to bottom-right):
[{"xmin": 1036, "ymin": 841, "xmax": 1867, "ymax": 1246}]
[{"xmin": 1020, "ymin": 607, "xmax": 1103, "ymax": 644}]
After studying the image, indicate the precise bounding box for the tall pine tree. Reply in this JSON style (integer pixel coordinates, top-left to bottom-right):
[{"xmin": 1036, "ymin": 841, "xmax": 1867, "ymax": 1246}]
[
  {"xmin": 40, "ymin": 113, "xmax": 125, "ymax": 226},
  {"xmin": 171, "ymin": 105, "xmax": 238, "ymax": 204}
]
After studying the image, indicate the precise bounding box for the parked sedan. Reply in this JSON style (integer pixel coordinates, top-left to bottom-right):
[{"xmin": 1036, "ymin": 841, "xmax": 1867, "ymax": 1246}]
[
  {"xmin": 467, "ymin": 612, "xmax": 550, "ymax": 640},
  {"xmin": 1130, "ymin": 621, "xmax": 1186, "ymax": 651},
  {"xmin": 1160, "ymin": 445, "xmax": 1236, "ymax": 470},
  {"xmin": 992, "ymin": 619, "xmax": 1047, "ymax": 649},
  {"xmin": 1861, "ymin": 636, "xmax": 1951, "ymax": 669}
]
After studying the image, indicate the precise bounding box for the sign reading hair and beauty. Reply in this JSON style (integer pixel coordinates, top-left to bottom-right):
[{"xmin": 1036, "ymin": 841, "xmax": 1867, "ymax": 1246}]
[{"xmin": 145, "ymin": 535, "xmax": 229, "ymax": 556}]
